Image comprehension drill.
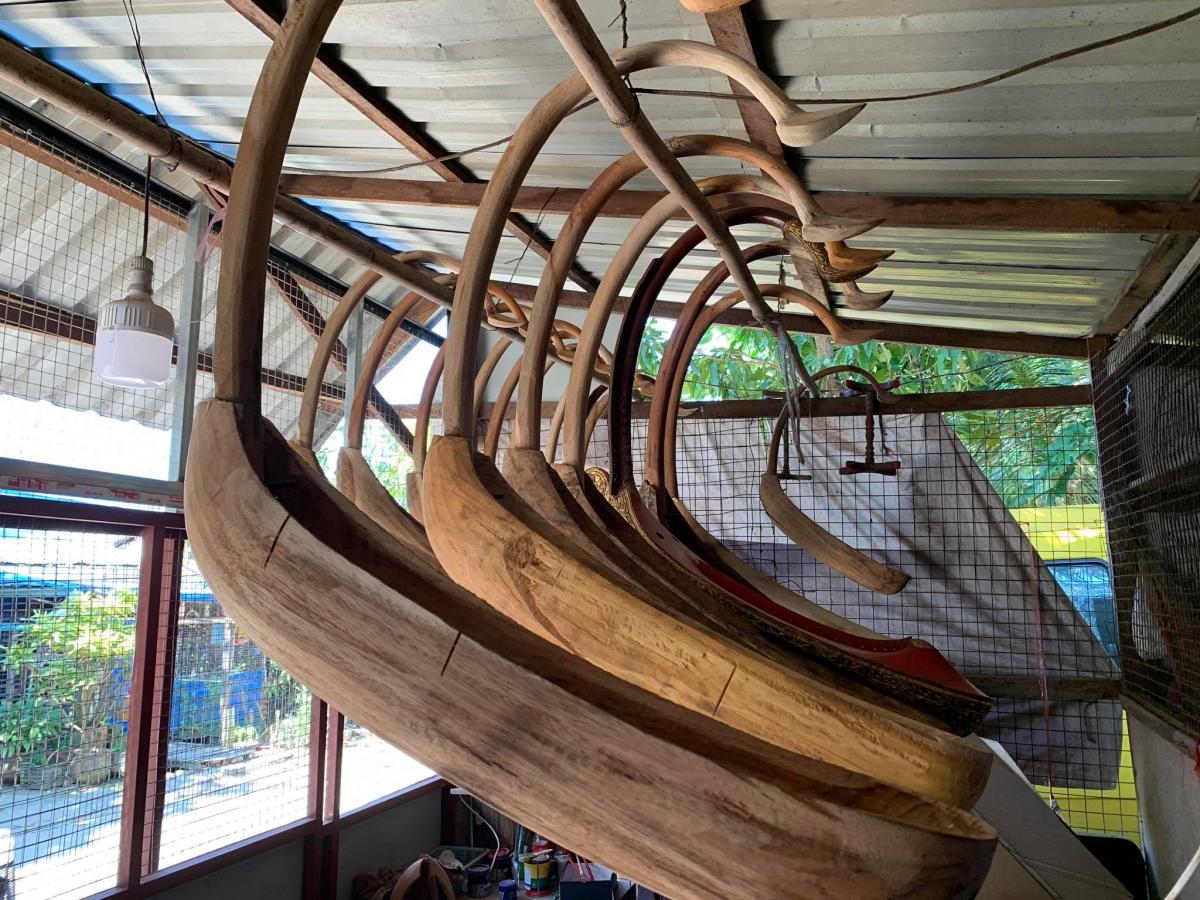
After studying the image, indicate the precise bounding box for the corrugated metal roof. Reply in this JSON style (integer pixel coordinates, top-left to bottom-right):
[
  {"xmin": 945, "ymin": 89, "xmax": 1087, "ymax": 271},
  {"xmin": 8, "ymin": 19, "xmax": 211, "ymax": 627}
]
[{"xmin": 0, "ymin": 0, "xmax": 1196, "ymax": 343}]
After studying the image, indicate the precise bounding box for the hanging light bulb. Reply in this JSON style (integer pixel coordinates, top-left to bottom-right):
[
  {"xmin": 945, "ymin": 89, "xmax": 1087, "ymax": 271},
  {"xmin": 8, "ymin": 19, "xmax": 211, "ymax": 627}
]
[
  {"xmin": 93, "ymin": 156, "xmax": 175, "ymax": 388},
  {"xmin": 93, "ymin": 255, "xmax": 174, "ymax": 387}
]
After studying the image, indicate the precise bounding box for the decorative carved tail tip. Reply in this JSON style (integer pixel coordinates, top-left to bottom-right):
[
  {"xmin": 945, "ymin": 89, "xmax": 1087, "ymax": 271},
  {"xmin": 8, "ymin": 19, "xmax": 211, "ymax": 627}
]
[
  {"xmin": 776, "ymin": 103, "xmax": 865, "ymax": 148},
  {"xmin": 798, "ymin": 215, "xmax": 883, "ymax": 243},
  {"xmin": 843, "ymin": 287, "xmax": 894, "ymax": 312}
]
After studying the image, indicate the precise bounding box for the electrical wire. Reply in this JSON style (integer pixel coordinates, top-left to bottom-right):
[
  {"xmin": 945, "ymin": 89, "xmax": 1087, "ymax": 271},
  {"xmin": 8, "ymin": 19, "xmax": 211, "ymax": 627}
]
[
  {"xmin": 1164, "ymin": 843, "xmax": 1200, "ymax": 900},
  {"xmin": 459, "ymin": 796, "xmax": 502, "ymax": 879},
  {"xmin": 140, "ymin": 154, "xmax": 151, "ymax": 256},
  {"xmin": 119, "ymin": 0, "xmax": 164, "ymax": 127},
  {"xmin": 638, "ymin": 5, "xmax": 1200, "ymax": 106},
  {"xmin": 272, "ymin": 5, "xmax": 1196, "ymax": 178}
]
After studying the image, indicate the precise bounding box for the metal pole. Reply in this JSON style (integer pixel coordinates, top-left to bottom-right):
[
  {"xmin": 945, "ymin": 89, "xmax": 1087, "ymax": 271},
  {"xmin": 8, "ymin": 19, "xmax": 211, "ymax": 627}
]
[
  {"xmin": 168, "ymin": 203, "xmax": 211, "ymax": 481},
  {"xmin": 342, "ymin": 303, "xmax": 364, "ymax": 440}
]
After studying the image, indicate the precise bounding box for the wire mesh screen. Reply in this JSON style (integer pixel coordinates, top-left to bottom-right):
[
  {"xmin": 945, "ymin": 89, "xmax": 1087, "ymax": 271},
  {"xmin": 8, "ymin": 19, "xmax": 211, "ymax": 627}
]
[
  {"xmin": 154, "ymin": 541, "xmax": 312, "ymax": 870},
  {"xmin": 193, "ymin": 247, "xmax": 350, "ymax": 447},
  {"xmin": 1094, "ymin": 263, "xmax": 1200, "ymax": 744},
  {"xmin": 0, "ymin": 516, "xmax": 142, "ymax": 899},
  {"xmin": 0, "ymin": 120, "xmax": 189, "ymax": 480},
  {"xmin": 580, "ymin": 398, "xmax": 1137, "ymax": 842},
  {"xmin": 339, "ymin": 720, "xmax": 434, "ymax": 814}
]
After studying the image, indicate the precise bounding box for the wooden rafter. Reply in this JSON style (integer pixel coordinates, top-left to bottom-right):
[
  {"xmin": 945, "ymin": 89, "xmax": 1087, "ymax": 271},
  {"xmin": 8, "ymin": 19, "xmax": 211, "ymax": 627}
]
[
  {"xmin": 497, "ymin": 281, "xmax": 1090, "ymax": 358},
  {"xmin": 1097, "ymin": 234, "xmax": 1199, "ymax": 335},
  {"xmin": 223, "ymin": 0, "xmax": 600, "ymax": 292},
  {"xmin": 267, "ymin": 265, "xmax": 411, "ymax": 443},
  {"xmin": 274, "ymin": 174, "xmax": 1200, "ymax": 234},
  {"xmin": 704, "ymin": 7, "xmax": 783, "ymax": 160},
  {"xmin": 1097, "ymin": 176, "xmax": 1200, "ymax": 335}
]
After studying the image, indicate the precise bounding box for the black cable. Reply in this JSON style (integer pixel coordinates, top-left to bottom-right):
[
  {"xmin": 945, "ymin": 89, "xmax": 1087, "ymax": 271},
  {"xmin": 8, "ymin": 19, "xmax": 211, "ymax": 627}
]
[
  {"xmin": 120, "ymin": 0, "xmax": 164, "ymax": 127},
  {"xmin": 141, "ymin": 154, "xmax": 151, "ymax": 256}
]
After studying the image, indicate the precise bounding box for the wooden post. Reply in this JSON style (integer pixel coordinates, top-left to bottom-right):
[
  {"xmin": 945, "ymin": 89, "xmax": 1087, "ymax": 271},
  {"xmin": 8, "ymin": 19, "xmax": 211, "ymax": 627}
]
[{"xmin": 118, "ymin": 525, "xmax": 182, "ymax": 885}]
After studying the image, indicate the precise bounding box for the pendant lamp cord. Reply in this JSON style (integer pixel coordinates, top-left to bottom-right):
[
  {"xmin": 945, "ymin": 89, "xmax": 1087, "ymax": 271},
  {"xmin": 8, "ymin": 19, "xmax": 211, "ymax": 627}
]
[{"xmin": 141, "ymin": 155, "xmax": 151, "ymax": 258}]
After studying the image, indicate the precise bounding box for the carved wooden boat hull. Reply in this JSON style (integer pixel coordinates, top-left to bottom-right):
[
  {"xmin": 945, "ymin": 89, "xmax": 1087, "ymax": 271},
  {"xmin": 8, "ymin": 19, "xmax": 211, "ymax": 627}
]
[
  {"xmin": 187, "ymin": 400, "xmax": 996, "ymax": 900},
  {"xmin": 425, "ymin": 434, "xmax": 991, "ymax": 808}
]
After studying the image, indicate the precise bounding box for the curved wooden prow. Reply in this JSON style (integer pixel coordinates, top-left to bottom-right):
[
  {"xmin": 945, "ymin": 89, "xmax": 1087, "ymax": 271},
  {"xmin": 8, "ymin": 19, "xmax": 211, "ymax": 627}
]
[{"xmin": 761, "ymin": 399, "xmax": 912, "ymax": 595}]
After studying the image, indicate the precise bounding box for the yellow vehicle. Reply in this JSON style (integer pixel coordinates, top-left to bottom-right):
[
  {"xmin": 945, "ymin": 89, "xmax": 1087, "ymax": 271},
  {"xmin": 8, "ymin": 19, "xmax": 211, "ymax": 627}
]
[{"xmin": 1013, "ymin": 504, "xmax": 1139, "ymax": 846}]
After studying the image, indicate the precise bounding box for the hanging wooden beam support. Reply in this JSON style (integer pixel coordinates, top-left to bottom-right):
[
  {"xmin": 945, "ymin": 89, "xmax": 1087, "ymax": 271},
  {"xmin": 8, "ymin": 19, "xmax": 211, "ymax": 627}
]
[
  {"xmin": 274, "ymin": 174, "xmax": 1200, "ymax": 235},
  {"xmin": 223, "ymin": 0, "xmax": 599, "ymax": 292},
  {"xmin": 496, "ymin": 281, "xmax": 1090, "ymax": 359},
  {"xmin": 704, "ymin": 7, "xmax": 783, "ymax": 160}
]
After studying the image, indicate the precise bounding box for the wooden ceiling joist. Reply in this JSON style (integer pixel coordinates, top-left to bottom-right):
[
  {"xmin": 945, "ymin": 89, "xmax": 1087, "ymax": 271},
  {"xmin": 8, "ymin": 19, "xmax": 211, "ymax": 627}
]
[
  {"xmin": 498, "ymin": 281, "xmax": 1090, "ymax": 359},
  {"xmin": 224, "ymin": 0, "xmax": 599, "ymax": 292},
  {"xmin": 703, "ymin": 7, "xmax": 783, "ymax": 160},
  {"xmin": 276, "ymin": 174, "xmax": 1200, "ymax": 235},
  {"xmin": 267, "ymin": 265, "xmax": 411, "ymax": 444}
]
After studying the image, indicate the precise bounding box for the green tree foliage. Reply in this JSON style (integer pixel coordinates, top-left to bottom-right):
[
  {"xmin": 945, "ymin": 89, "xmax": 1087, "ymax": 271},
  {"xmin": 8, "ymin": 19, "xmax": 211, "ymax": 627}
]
[
  {"xmin": 638, "ymin": 318, "xmax": 1096, "ymax": 508},
  {"xmin": 1, "ymin": 591, "xmax": 137, "ymax": 762},
  {"xmin": 316, "ymin": 420, "xmax": 413, "ymax": 507}
]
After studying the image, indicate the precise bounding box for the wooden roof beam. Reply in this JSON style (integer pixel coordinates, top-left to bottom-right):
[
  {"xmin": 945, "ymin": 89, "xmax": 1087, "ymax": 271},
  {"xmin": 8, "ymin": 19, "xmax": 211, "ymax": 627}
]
[
  {"xmin": 224, "ymin": 0, "xmax": 599, "ymax": 292},
  {"xmin": 1097, "ymin": 175, "xmax": 1200, "ymax": 334},
  {"xmin": 704, "ymin": 7, "xmax": 783, "ymax": 160},
  {"xmin": 275, "ymin": 175, "xmax": 1200, "ymax": 235},
  {"xmin": 498, "ymin": 281, "xmax": 1089, "ymax": 359}
]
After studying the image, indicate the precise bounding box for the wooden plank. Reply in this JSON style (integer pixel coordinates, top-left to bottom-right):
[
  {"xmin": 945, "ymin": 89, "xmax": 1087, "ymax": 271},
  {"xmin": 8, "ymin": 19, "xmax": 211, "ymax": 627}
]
[
  {"xmin": 223, "ymin": 0, "xmax": 599, "ymax": 292},
  {"xmin": 1097, "ymin": 235, "xmax": 1198, "ymax": 335},
  {"xmin": 401, "ymin": 385, "xmax": 1092, "ymax": 421},
  {"xmin": 970, "ymin": 675, "xmax": 1121, "ymax": 702},
  {"xmin": 1097, "ymin": 175, "xmax": 1200, "ymax": 334},
  {"xmin": 704, "ymin": 8, "xmax": 783, "ymax": 160},
  {"xmin": 497, "ymin": 281, "xmax": 1091, "ymax": 358},
  {"xmin": 276, "ymin": 174, "xmax": 1200, "ymax": 235}
]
